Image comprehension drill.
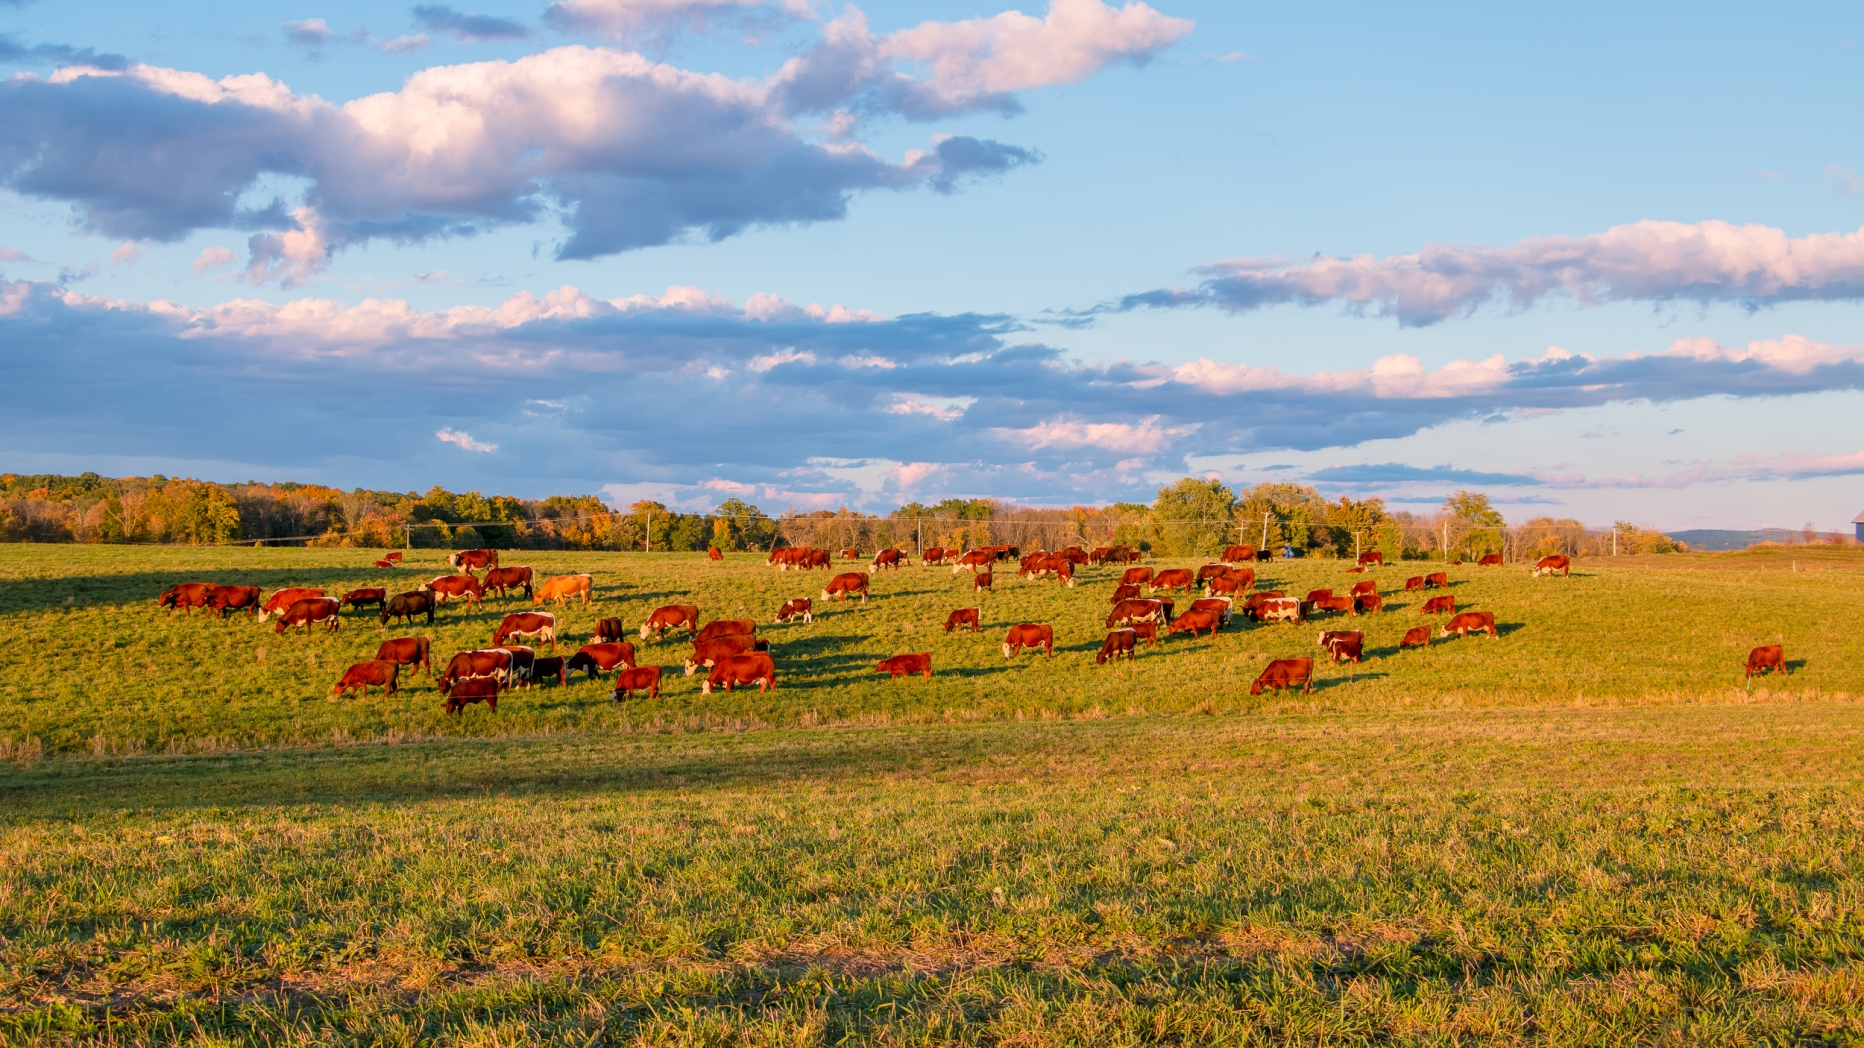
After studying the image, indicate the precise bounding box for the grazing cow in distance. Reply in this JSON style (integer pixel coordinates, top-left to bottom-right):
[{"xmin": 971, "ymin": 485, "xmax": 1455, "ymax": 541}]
[
  {"xmin": 974, "ymin": 571, "xmax": 993, "ymax": 593},
  {"xmin": 339, "ymin": 588, "xmax": 387, "ymax": 613},
  {"xmin": 1317, "ymin": 630, "xmax": 1363, "ymax": 665},
  {"xmin": 1122, "ymin": 566, "xmax": 1154, "ymax": 586},
  {"xmin": 1421, "ymin": 595, "xmax": 1456, "ymax": 615},
  {"xmin": 611, "ymin": 666, "xmax": 663, "ymax": 700},
  {"xmin": 1111, "ymin": 583, "xmax": 1144, "ymax": 603},
  {"xmin": 442, "ymin": 676, "xmax": 499, "ymax": 715},
  {"xmin": 374, "ymin": 559, "xmax": 396, "ymax": 568},
  {"xmin": 1354, "ymin": 593, "xmax": 1385, "ymax": 614},
  {"xmin": 534, "ymin": 573, "xmax": 592, "ymax": 607},
  {"xmin": 1400, "ymin": 626, "xmax": 1431, "ymax": 650},
  {"xmin": 1096, "ymin": 628, "xmax": 1137, "ymax": 665},
  {"xmin": 1304, "ymin": 588, "xmax": 1333, "ymax": 604},
  {"xmin": 483, "ymin": 566, "xmax": 534, "ymax": 600},
  {"xmin": 569, "ymin": 642, "xmax": 636, "ymax": 679},
  {"xmin": 1222, "ymin": 544, "xmax": 1256, "ymax": 564},
  {"xmin": 274, "ymin": 597, "xmax": 341, "ymax": 635},
  {"xmin": 1439, "ymin": 611, "xmax": 1498, "ymax": 639},
  {"xmin": 840, "ymin": 548, "xmax": 860, "ymax": 560},
  {"xmin": 447, "ymin": 549, "xmax": 498, "ymax": 576},
  {"xmin": 1206, "ymin": 567, "xmax": 1254, "ymax": 596},
  {"xmin": 493, "ymin": 612, "xmax": 556, "ymax": 650},
  {"xmin": 776, "ymin": 599, "xmax": 813, "ymax": 624},
  {"xmin": 822, "ymin": 572, "xmax": 870, "ymax": 603},
  {"xmin": 333, "ymin": 660, "xmax": 399, "ymax": 698},
  {"xmin": 953, "ymin": 550, "xmax": 994, "ymax": 574},
  {"xmin": 1024, "ymin": 555, "xmax": 1074, "ymax": 588},
  {"xmin": 424, "ymin": 575, "xmax": 484, "ymax": 607},
  {"xmin": 1425, "ymin": 572, "xmax": 1449, "ymax": 589},
  {"xmin": 1250, "ymin": 658, "xmax": 1314, "ymax": 695},
  {"xmin": 257, "ymin": 587, "xmax": 324, "ymax": 622},
  {"xmin": 1089, "ymin": 546, "xmax": 1115, "ymax": 565},
  {"xmin": 1534, "ymin": 555, "xmax": 1572, "ymax": 577},
  {"xmin": 1059, "ymin": 546, "xmax": 1089, "ymax": 566},
  {"xmin": 707, "ymin": 546, "xmax": 723, "ymax": 561},
  {"xmin": 1002, "ymin": 623, "xmax": 1054, "ymax": 658},
  {"xmin": 1150, "ymin": 569, "xmax": 1194, "ymax": 594},
  {"xmin": 877, "ymin": 653, "xmax": 933, "ymax": 680},
  {"xmin": 375, "ymin": 637, "xmax": 432, "ymax": 676},
  {"xmin": 1357, "ymin": 552, "xmax": 1384, "ymax": 568},
  {"xmin": 1166, "ymin": 608, "xmax": 1222, "ymax": 639},
  {"xmin": 1346, "ymin": 567, "xmax": 1365, "ymax": 574},
  {"xmin": 921, "ymin": 547, "xmax": 949, "ymax": 566},
  {"xmin": 702, "ymin": 652, "xmax": 776, "ymax": 694},
  {"xmin": 1404, "ymin": 576, "xmax": 1426, "ymax": 593},
  {"xmin": 439, "ymin": 649, "xmax": 512, "ymax": 692},
  {"xmin": 1745, "ymin": 645, "xmax": 1788, "ymax": 680},
  {"xmin": 1309, "ymin": 596, "xmax": 1356, "ymax": 617},
  {"xmin": 696, "ymin": 619, "xmax": 756, "ymax": 643},
  {"xmin": 871, "ymin": 548, "xmax": 904, "ymax": 571},
  {"xmin": 384, "ymin": 552, "xmax": 403, "ymax": 565},
  {"xmin": 1196, "ymin": 563, "xmax": 1232, "ymax": 585},
  {"xmin": 1107, "ymin": 598, "xmax": 1170, "ymax": 629},
  {"xmin": 381, "ymin": 590, "xmax": 436, "ymax": 625},
  {"xmin": 1108, "ymin": 546, "xmax": 1143, "ymax": 564},
  {"xmin": 945, "ymin": 608, "xmax": 981, "ymax": 633},
  {"xmin": 595, "ymin": 617, "xmax": 626, "ymax": 643},
  {"xmin": 531, "ymin": 656, "xmax": 567, "ymax": 687},
  {"xmin": 684, "ymin": 635, "xmax": 766, "ymax": 676},
  {"xmin": 1479, "ymin": 554, "xmax": 1504, "ymax": 567},
  {"xmin": 641, "ymin": 605, "xmax": 700, "ymax": 641},
  {"xmin": 208, "ymin": 585, "xmax": 262, "ymax": 619}
]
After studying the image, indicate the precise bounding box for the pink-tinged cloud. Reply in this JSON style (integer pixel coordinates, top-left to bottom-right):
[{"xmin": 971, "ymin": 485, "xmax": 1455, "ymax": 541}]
[
  {"xmin": 436, "ymin": 428, "xmax": 497, "ymax": 452},
  {"xmin": 545, "ymin": 0, "xmax": 812, "ymax": 42},
  {"xmin": 1121, "ymin": 220, "xmax": 1864, "ymax": 326},
  {"xmin": 191, "ymin": 246, "xmax": 239, "ymax": 273},
  {"xmin": 0, "ymin": 246, "xmax": 35, "ymax": 262},
  {"xmin": 997, "ymin": 414, "xmax": 1196, "ymax": 453}
]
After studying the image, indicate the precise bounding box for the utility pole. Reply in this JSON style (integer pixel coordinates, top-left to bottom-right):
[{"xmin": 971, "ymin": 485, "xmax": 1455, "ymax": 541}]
[
  {"xmin": 1261, "ymin": 513, "xmax": 1270, "ymax": 551},
  {"xmin": 645, "ymin": 506, "xmax": 652, "ymax": 553},
  {"xmin": 1442, "ymin": 521, "xmax": 1449, "ymax": 562}
]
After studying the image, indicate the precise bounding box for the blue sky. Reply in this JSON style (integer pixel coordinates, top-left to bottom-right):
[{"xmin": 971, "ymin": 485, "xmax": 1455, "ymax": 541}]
[{"xmin": 4, "ymin": 0, "xmax": 1864, "ymax": 528}]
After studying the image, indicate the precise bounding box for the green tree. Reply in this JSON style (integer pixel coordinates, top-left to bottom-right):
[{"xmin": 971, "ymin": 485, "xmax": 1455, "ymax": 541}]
[
  {"xmin": 632, "ymin": 501, "xmax": 670, "ymax": 551},
  {"xmin": 1152, "ymin": 478, "xmax": 1237, "ymax": 557},
  {"xmin": 1235, "ymin": 482, "xmax": 1329, "ymax": 553},
  {"xmin": 1443, "ymin": 490, "xmax": 1505, "ymax": 558},
  {"xmin": 715, "ymin": 498, "xmax": 776, "ymax": 550}
]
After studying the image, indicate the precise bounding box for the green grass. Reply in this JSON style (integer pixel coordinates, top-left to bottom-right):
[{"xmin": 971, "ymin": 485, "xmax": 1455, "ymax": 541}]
[{"xmin": 1, "ymin": 544, "xmax": 1859, "ymax": 755}]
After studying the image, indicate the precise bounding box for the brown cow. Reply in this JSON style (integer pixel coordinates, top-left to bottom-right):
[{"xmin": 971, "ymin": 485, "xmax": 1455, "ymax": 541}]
[
  {"xmin": 531, "ymin": 656, "xmax": 567, "ymax": 687},
  {"xmin": 1357, "ymin": 551, "xmax": 1384, "ymax": 568},
  {"xmin": 1303, "ymin": 588, "xmax": 1333, "ymax": 603},
  {"xmin": 953, "ymin": 550, "xmax": 994, "ymax": 574},
  {"xmin": 257, "ymin": 587, "xmax": 325, "ymax": 622},
  {"xmin": 707, "ymin": 546, "xmax": 723, "ymax": 561},
  {"xmin": 696, "ymin": 619, "xmax": 757, "ymax": 644},
  {"xmin": 1206, "ymin": 567, "xmax": 1254, "ymax": 595},
  {"xmin": 1096, "ymin": 628, "xmax": 1137, "ymax": 664},
  {"xmin": 1026, "ymin": 555, "xmax": 1075, "ymax": 588},
  {"xmin": 384, "ymin": 551, "xmax": 403, "ymax": 565},
  {"xmin": 1111, "ymin": 583, "xmax": 1144, "ymax": 603},
  {"xmin": 1131, "ymin": 621, "xmax": 1159, "ymax": 648},
  {"xmin": 1150, "ymin": 569, "xmax": 1194, "ymax": 594},
  {"xmin": 483, "ymin": 566, "xmax": 534, "ymax": 599},
  {"xmin": 1166, "ymin": 608, "xmax": 1222, "ymax": 639},
  {"xmin": 1222, "ymin": 544, "xmax": 1256, "ymax": 564},
  {"xmin": 1534, "ymin": 555, "xmax": 1572, "ymax": 578},
  {"xmin": 439, "ymin": 649, "xmax": 513, "ymax": 691},
  {"xmin": 339, "ymin": 587, "xmax": 387, "ymax": 613},
  {"xmin": 702, "ymin": 652, "xmax": 776, "ymax": 694},
  {"xmin": 920, "ymin": 546, "xmax": 949, "ymax": 566},
  {"xmin": 683, "ymin": 635, "xmax": 767, "ymax": 676},
  {"xmin": 776, "ymin": 599, "xmax": 813, "ymax": 624},
  {"xmin": 1191, "ymin": 596, "xmax": 1233, "ymax": 625},
  {"xmin": 1122, "ymin": 566, "xmax": 1154, "ymax": 586},
  {"xmin": 1250, "ymin": 658, "xmax": 1313, "ymax": 695},
  {"xmin": 569, "ymin": 642, "xmax": 637, "ymax": 679},
  {"xmin": 1349, "ymin": 580, "xmax": 1378, "ymax": 599},
  {"xmin": 1002, "ymin": 623, "xmax": 1054, "ymax": 658},
  {"xmin": 1400, "ymin": 626, "xmax": 1431, "ymax": 650},
  {"xmin": 1309, "ymin": 596, "xmax": 1356, "ymax": 617},
  {"xmin": 594, "ymin": 617, "xmax": 626, "ymax": 643},
  {"xmin": 207, "ymin": 585, "xmax": 262, "ymax": 619},
  {"xmin": 442, "ymin": 676, "xmax": 499, "ymax": 715},
  {"xmin": 877, "ymin": 653, "xmax": 933, "ymax": 680},
  {"xmin": 374, "ymin": 637, "xmax": 432, "ymax": 676},
  {"xmin": 973, "ymin": 571, "xmax": 993, "ymax": 593},
  {"xmin": 423, "ymin": 575, "xmax": 484, "ymax": 607},
  {"xmin": 333, "ymin": 660, "xmax": 399, "ymax": 698},
  {"xmin": 1425, "ymin": 572, "xmax": 1449, "ymax": 589},
  {"xmin": 1254, "ymin": 597, "xmax": 1304, "ymax": 623},
  {"xmin": 1088, "ymin": 546, "xmax": 1115, "ymax": 565},
  {"xmin": 493, "ymin": 612, "xmax": 556, "ymax": 649},
  {"xmin": 822, "ymin": 572, "xmax": 870, "ymax": 603},
  {"xmin": 381, "ymin": 590, "xmax": 436, "ymax": 625},
  {"xmin": 840, "ymin": 548, "xmax": 860, "ymax": 560},
  {"xmin": 1404, "ymin": 576, "xmax": 1426, "ymax": 592},
  {"xmin": 447, "ymin": 549, "xmax": 499, "ymax": 576},
  {"xmin": 611, "ymin": 666, "xmax": 663, "ymax": 700},
  {"xmin": 374, "ymin": 558, "xmax": 396, "ymax": 568},
  {"xmin": 1317, "ymin": 630, "xmax": 1364, "ymax": 665},
  {"xmin": 1421, "ymin": 595, "xmax": 1456, "ymax": 615},
  {"xmin": 274, "ymin": 597, "xmax": 341, "ymax": 635},
  {"xmin": 640, "ymin": 605, "xmax": 700, "ymax": 641},
  {"xmin": 1439, "ymin": 611, "xmax": 1498, "ymax": 639},
  {"xmin": 534, "ymin": 573, "xmax": 592, "ymax": 607},
  {"xmin": 1196, "ymin": 563, "xmax": 1232, "ymax": 584},
  {"xmin": 1479, "ymin": 554, "xmax": 1504, "ymax": 567},
  {"xmin": 497, "ymin": 646, "xmax": 537, "ymax": 687},
  {"xmin": 1107, "ymin": 598, "xmax": 1170, "ymax": 628},
  {"xmin": 1745, "ymin": 645, "xmax": 1788, "ymax": 680},
  {"xmin": 871, "ymin": 548, "xmax": 905, "ymax": 571},
  {"xmin": 1354, "ymin": 593, "xmax": 1385, "ymax": 614},
  {"xmin": 1109, "ymin": 546, "xmax": 1143, "ymax": 563},
  {"xmin": 945, "ymin": 608, "xmax": 981, "ymax": 633}
]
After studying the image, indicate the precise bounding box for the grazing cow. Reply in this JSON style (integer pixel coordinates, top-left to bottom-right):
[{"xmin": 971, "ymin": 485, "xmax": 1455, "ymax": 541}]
[
  {"xmin": 483, "ymin": 566, "xmax": 534, "ymax": 600},
  {"xmin": 497, "ymin": 646, "xmax": 536, "ymax": 688},
  {"xmin": 384, "ymin": 551, "xmax": 403, "ymax": 565},
  {"xmin": 921, "ymin": 547, "xmax": 950, "ymax": 566},
  {"xmin": 531, "ymin": 656, "xmax": 567, "ymax": 687},
  {"xmin": 776, "ymin": 599, "xmax": 814, "ymax": 624},
  {"xmin": 1167, "ymin": 608, "xmax": 1222, "ymax": 639},
  {"xmin": 1196, "ymin": 563, "xmax": 1232, "ymax": 584},
  {"xmin": 374, "ymin": 559, "xmax": 396, "ymax": 568},
  {"xmin": 595, "ymin": 617, "xmax": 626, "ymax": 643},
  {"xmin": 1255, "ymin": 597, "xmax": 1305, "ymax": 624},
  {"xmin": 1439, "ymin": 611, "xmax": 1498, "ymax": 639},
  {"xmin": 1354, "ymin": 593, "xmax": 1385, "ymax": 614},
  {"xmin": 1346, "ymin": 567, "xmax": 1364, "ymax": 574},
  {"xmin": 442, "ymin": 676, "xmax": 499, "ymax": 716},
  {"xmin": 877, "ymin": 653, "xmax": 933, "ymax": 680},
  {"xmin": 534, "ymin": 573, "xmax": 592, "ymax": 607},
  {"xmin": 1109, "ymin": 546, "xmax": 1143, "ymax": 564},
  {"xmin": 1303, "ymin": 588, "xmax": 1334, "ymax": 603},
  {"xmin": 641, "ymin": 605, "xmax": 700, "ymax": 641},
  {"xmin": 696, "ymin": 619, "xmax": 756, "ymax": 643},
  {"xmin": 1122, "ymin": 567, "xmax": 1154, "ymax": 586},
  {"xmin": 1309, "ymin": 596, "xmax": 1355, "ymax": 617},
  {"xmin": 822, "ymin": 572, "xmax": 870, "ymax": 603},
  {"xmin": 423, "ymin": 575, "xmax": 484, "ymax": 607},
  {"xmin": 871, "ymin": 548, "xmax": 905, "ymax": 571},
  {"xmin": 611, "ymin": 666, "xmax": 663, "ymax": 700},
  {"xmin": 1025, "ymin": 555, "xmax": 1074, "ymax": 588},
  {"xmin": 1534, "ymin": 555, "xmax": 1572, "ymax": 578},
  {"xmin": 953, "ymin": 550, "xmax": 994, "ymax": 574},
  {"xmin": 447, "ymin": 549, "xmax": 499, "ymax": 576},
  {"xmin": 569, "ymin": 642, "xmax": 637, "ymax": 679},
  {"xmin": 768, "ymin": 547, "xmax": 797, "ymax": 569},
  {"xmin": 375, "ymin": 637, "xmax": 432, "ymax": 676},
  {"xmin": 1150, "ymin": 569, "xmax": 1195, "ymax": 594},
  {"xmin": 381, "ymin": 590, "xmax": 436, "ymax": 625},
  {"xmin": 1205, "ymin": 569, "xmax": 1254, "ymax": 597},
  {"xmin": 274, "ymin": 597, "xmax": 341, "ymax": 635},
  {"xmin": 1222, "ymin": 544, "xmax": 1256, "ymax": 564},
  {"xmin": 1018, "ymin": 551, "xmax": 1046, "ymax": 576},
  {"xmin": 1002, "ymin": 623, "xmax": 1054, "ymax": 658},
  {"xmin": 1404, "ymin": 576, "xmax": 1427, "ymax": 592},
  {"xmin": 1357, "ymin": 552, "xmax": 1384, "ymax": 568},
  {"xmin": 333, "ymin": 660, "xmax": 399, "ymax": 698},
  {"xmin": 1421, "ymin": 595, "xmax": 1456, "ymax": 615},
  {"xmin": 493, "ymin": 612, "xmax": 556, "ymax": 650},
  {"xmin": 1131, "ymin": 621, "xmax": 1160, "ymax": 648},
  {"xmin": 208, "ymin": 585, "xmax": 262, "ymax": 619},
  {"xmin": 701, "ymin": 652, "xmax": 776, "ymax": 694},
  {"xmin": 1745, "ymin": 645, "xmax": 1788, "ymax": 680},
  {"xmin": 339, "ymin": 588, "xmax": 387, "ymax": 613},
  {"xmin": 1400, "ymin": 626, "xmax": 1431, "ymax": 650},
  {"xmin": 1425, "ymin": 572, "xmax": 1449, "ymax": 589},
  {"xmin": 1111, "ymin": 583, "xmax": 1144, "ymax": 604},
  {"xmin": 1106, "ymin": 598, "xmax": 1171, "ymax": 629},
  {"xmin": 804, "ymin": 549, "xmax": 832, "ymax": 570},
  {"xmin": 683, "ymin": 635, "xmax": 767, "ymax": 676},
  {"xmin": 708, "ymin": 546, "xmax": 723, "ymax": 561},
  {"xmin": 1096, "ymin": 628, "xmax": 1137, "ymax": 664},
  {"xmin": 1089, "ymin": 546, "xmax": 1115, "ymax": 565},
  {"xmin": 439, "ymin": 649, "xmax": 512, "ymax": 691},
  {"xmin": 1059, "ymin": 547, "xmax": 1090, "ymax": 566},
  {"xmin": 1349, "ymin": 580, "xmax": 1379, "ymax": 599},
  {"xmin": 257, "ymin": 587, "xmax": 325, "ymax": 623},
  {"xmin": 1479, "ymin": 554, "xmax": 1504, "ymax": 567},
  {"xmin": 1317, "ymin": 630, "xmax": 1364, "ymax": 665},
  {"xmin": 1250, "ymin": 658, "xmax": 1314, "ymax": 695},
  {"xmin": 945, "ymin": 608, "xmax": 981, "ymax": 633},
  {"xmin": 840, "ymin": 548, "xmax": 860, "ymax": 560},
  {"xmin": 973, "ymin": 570, "xmax": 994, "ymax": 593},
  {"xmin": 1191, "ymin": 596, "xmax": 1233, "ymax": 625}
]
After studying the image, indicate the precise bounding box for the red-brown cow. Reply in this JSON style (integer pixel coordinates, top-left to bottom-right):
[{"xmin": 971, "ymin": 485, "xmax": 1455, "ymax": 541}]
[
  {"xmin": 531, "ymin": 656, "xmax": 567, "ymax": 687},
  {"xmin": 1304, "ymin": 588, "xmax": 1333, "ymax": 603},
  {"xmin": 1002, "ymin": 623, "xmax": 1054, "ymax": 657},
  {"xmin": 1106, "ymin": 598, "xmax": 1170, "ymax": 629},
  {"xmin": 973, "ymin": 571, "xmax": 993, "ymax": 593},
  {"xmin": 953, "ymin": 549, "xmax": 994, "ymax": 573},
  {"xmin": 683, "ymin": 635, "xmax": 767, "ymax": 676},
  {"xmin": 1150, "ymin": 569, "xmax": 1194, "ymax": 594},
  {"xmin": 257, "ymin": 587, "xmax": 325, "ymax": 622},
  {"xmin": 1250, "ymin": 658, "xmax": 1313, "ymax": 695},
  {"xmin": 776, "ymin": 599, "xmax": 813, "ymax": 624},
  {"xmin": 1191, "ymin": 596, "xmax": 1233, "ymax": 625},
  {"xmin": 207, "ymin": 584, "xmax": 262, "ymax": 619},
  {"xmin": 1253, "ymin": 597, "xmax": 1305, "ymax": 623},
  {"xmin": 1121, "ymin": 566, "xmax": 1154, "ymax": 586},
  {"xmin": 1745, "ymin": 645, "xmax": 1788, "ymax": 680},
  {"xmin": 640, "ymin": 605, "xmax": 700, "ymax": 641},
  {"xmin": 569, "ymin": 642, "xmax": 637, "ymax": 679},
  {"xmin": 1109, "ymin": 546, "xmax": 1143, "ymax": 563},
  {"xmin": 1400, "ymin": 626, "xmax": 1431, "ymax": 650},
  {"xmin": 1206, "ymin": 567, "xmax": 1254, "ymax": 596},
  {"xmin": 384, "ymin": 551, "xmax": 403, "ymax": 565},
  {"xmin": 447, "ymin": 549, "xmax": 499, "ymax": 576},
  {"xmin": 1089, "ymin": 546, "xmax": 1116, "ymax": 565},
  {"xmin": 1357, "ymin": 552, "xmax": 1384, "ymax": 568},
  {"xmin": 696, "ymin": 619, "xmax": 757, "ymax": 644},
  {"xmin": 439, "ymin": 649, "xmax": 512, "ymax": 691},
  {"xmin": 1317, "ymin": 630, "xmax": 1363, "ymax": 665},
  {"xmin": 1354, "ymin": 593, "xmax": 1385, "ymax": 614},
  {"xmin": 1111, "ymin": 583, "xmax": 1144, "ymax": 603},
  {"xmin": 877, "ymin": 653, "xmax": 933, "ymax": 680},
  {"xmin": 1222, "ymin": 544, "xmax": 1256, "ymax": 564},
  {"xmin": 871, "ymin": 548, "xmax": 905, "ymax": 571},
  {"xmin": 274, "ymin": 597, "xmax": 341, "ymax": 634},
  {"xmin": 1196, "ymin": 563, "xmax": 1232, "ymax": 584},
  {"xmin": 595, "ymin": 617, "xmax": 626, "ymax": 643},
  {"xmin": 493, "ymin": 612, "xmax": 556, "ymax": 649},
  {"xmin": 442, "ymin": 676, "xmax": 499, "ymax": 715},
  {"xmin": 1439, "ymin": 611, "xmax": 1497, "ymax": 639},
  {"xmin": 611, "ymin": 666, "xmax": 663, "ymax": 700},
  {"xmin": 840, "ymin": 548, "xmax": 860, "ymax": 560},
  {"xmin": 374, "ymin": 559, "xmax": 396, "ymax": 568},
  {"xmin": 707, "ymin": 546, "xmax": 723, "ymax": 561},
  {"xmin": 945, "ymin": 608, "xmax": 981, "ymax": 633},
  {"xmin": 1479, "ymin": 554, "xmax": 1504, "ymax": 567},
  {"xmin": 1425, "ymin": 572, "xmax": 1449, "ymax": 589},
  {"xmin": 339, "ymin": 587, "xmax": 387, "ymax": 613},
  {"xmin": 702, "ymin": 653, "xmax": 776, "ymax": 694},
  {"xmin": 424, "ymin": 575, "xmax": 484, "ymax": 607},
  {"xmin": 1421, "ymin": 595, "xmax": 1456, "ymax": 615},
  {"xmin": 1309, "ymin": 596, "xmax": 1355, "ymax": 617},
  {"xmin": 1059, "ymin": 547, "xmax": 1089, "ymax": 566},
  {"xmin": 1025, "ymin": 555, "xmax": 1075, "ymax": 588},
  {"xmin": 483, "ymin": 566, "xmax": 534, "ymax": 599},
  {"xmin": 1534, "ymin": 555, "xmax": 1572, "ymax": 577},
  {"xmin": 1096, "ymin": 628, "xmax": 1137, "ymax": 664},
  {"xmin": 919, "ymin": 547, "xmax": 947, "ymax": 566},
  {"xmin": 498, "ymin": 646, "xmax": 537, "ymax": 688},
  {"xmin": 1349, "ymin": 580, "xmax": 1379, "ymax": 599},
  {"xmin": 375, "ymin": 637, "xmax": 432, "ymax": 676},
  {"xmin": 534, "ymin": 574, "xmax": 592, "ymax": 607},
  {"xmin": 1404, "ymin": 576, "xmax": 1426, "ymax": 592},
  {"xmin": 1166, "ymin": 608, "xmax": 1222, "ymax": 639},
  {"xmin": 822, "ymin": 572, "xmax": 870, "ymax": 603},
  {"xmin": 1131, "ymin": 621, "xmax": 1159, "ymax": 648},
  {"xmin": 333, "ymin": 660, "xmax": 399, "ymax": 698}
]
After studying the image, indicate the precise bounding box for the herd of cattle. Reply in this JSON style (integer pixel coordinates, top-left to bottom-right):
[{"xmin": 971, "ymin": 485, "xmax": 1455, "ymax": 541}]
[{"xmin": 152, "ymin": 543, "xmax": 1793, "ymax": 713}]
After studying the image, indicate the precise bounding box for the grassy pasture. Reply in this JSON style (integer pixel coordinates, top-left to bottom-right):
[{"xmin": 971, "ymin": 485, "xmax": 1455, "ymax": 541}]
[{"xmin": 0, "ymin": 544, "xmax": 1859, "ymax": 755}]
